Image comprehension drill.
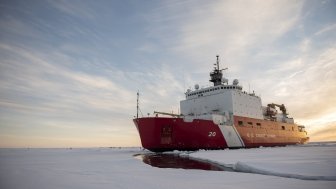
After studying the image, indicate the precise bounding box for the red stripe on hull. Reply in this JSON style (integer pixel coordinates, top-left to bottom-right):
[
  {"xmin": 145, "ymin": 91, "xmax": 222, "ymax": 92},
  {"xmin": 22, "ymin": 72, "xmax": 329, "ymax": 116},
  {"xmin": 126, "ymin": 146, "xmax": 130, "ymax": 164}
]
[
  {"xmin": 133, "ymin": 116, "xmax": 309, "ymax": 152},
  {"xmin": 133, "ymin": 117, "xmax": 227, "ymax": 152}
]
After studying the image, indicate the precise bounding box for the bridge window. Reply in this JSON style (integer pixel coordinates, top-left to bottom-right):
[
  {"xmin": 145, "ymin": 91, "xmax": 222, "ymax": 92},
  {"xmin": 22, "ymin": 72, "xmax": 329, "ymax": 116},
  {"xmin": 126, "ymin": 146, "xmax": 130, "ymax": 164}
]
[
  {"xmin": 256, "ymin": 123, "xmax": 261, "ymax": 126},
  {"xmin": 247, "ymin": 122, "xmax": 253, "ymax": 125},
  {"xmin": 281, "ymin": 126, "xmax": 285, "ymax": 130},
  {"xmin": 238, "ymin": 121, "xmax": 243, "ymax": 126}
]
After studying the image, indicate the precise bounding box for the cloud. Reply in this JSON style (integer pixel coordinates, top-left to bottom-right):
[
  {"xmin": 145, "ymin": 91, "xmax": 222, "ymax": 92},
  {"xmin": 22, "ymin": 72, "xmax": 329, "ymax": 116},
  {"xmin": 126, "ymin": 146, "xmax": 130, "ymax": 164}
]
[
  {"xmin": 314, "ymin": 23, "xmax": 336, "ymax": 36},
  {"xmin": 309, "ymin": 122, "xmax": 336, "ymax": 142},
  {"xmin": 47, "ymin": 0, "xmax": 96, "ymax": 20},
  {"xmin": 0, "ymin": 42, "xmax": 137, "ymax": 134},
  {"xmin": 264, "ymin": 47, "xmax": 336, "ymax": 119},
  {"xmin": 0, "ymin": 43, "xmax": 138, "ymax": 113},
  {"xmin": 167, "ymin": 1, "xmax": 303, "ymax": 63},
  {"xmin": 0, "ymin": 0, "xmax": 335, "ymax": 147}
]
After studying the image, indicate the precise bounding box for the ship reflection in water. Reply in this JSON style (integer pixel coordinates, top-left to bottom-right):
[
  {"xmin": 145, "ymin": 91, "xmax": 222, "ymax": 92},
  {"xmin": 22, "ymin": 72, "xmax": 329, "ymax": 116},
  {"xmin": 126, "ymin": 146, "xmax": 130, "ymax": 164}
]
[{"xmin": 135, "ymin": 153, "xmax": 234, "ymax": 171}]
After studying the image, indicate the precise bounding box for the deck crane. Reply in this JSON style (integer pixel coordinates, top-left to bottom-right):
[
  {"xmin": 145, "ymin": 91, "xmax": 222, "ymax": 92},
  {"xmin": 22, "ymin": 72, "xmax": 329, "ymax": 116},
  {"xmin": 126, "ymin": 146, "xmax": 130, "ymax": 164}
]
[{"xmin": 267, "ymin": 103, "xmax": 287, "ymax": 116}]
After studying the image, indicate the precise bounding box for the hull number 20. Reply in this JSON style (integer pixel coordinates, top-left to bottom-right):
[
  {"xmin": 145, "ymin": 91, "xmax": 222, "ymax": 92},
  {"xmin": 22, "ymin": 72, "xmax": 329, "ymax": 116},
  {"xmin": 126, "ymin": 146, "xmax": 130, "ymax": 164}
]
[{"xmin": 208, "ymin": 131, "xmax": 216, "ymax": 137}]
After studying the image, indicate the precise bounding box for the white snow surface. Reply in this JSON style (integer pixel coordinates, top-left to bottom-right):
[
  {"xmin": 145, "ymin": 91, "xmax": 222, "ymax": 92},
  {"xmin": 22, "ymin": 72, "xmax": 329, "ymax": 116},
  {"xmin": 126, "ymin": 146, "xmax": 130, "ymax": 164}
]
[
  {"xmin": 189, "ymin": 143, "xmax": 336, "ymax": 182},
  {"xmin": 0, "ymin": 144, "xmax": 336, "ymax": 189}
]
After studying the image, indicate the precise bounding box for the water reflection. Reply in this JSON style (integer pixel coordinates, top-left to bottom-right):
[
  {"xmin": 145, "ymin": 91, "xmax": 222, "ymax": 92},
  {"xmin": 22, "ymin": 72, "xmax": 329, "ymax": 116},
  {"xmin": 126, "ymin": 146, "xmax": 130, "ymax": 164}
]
[{"xmin": 135, "ymin": 153, "xmax": 233, "ymax": 171}]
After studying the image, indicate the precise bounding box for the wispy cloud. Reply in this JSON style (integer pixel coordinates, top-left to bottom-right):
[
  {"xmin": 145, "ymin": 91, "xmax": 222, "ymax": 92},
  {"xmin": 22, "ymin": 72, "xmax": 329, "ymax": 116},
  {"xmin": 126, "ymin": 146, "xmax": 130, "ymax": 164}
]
[
  {"xmin": 309, "ymin": 122, "xmax": 336, "ymax": 142},
  {"xmin": 0, "ymin": 43, "xmax": 135, "ymax": 112},
  {"xmin": 0, "ymin": 42, "xmax": 139, "ymax": 146},
  {"xmin": 0, "ymin": 0, "xmax": 335, "ymax": 146},
  {"xmin": 148, "ymin": 0, "xmax": 304, "ymax": 65},
  {"xmin": 314, "ymin": 23, "xmax": 336, "ymax": 36},
  {"xmin": 47, "ymin": 0, "xmax": 96, "ymax": 20},
  {"xmin": 260, "ymin": 47, "xmax": 336, "ymax": 118}
]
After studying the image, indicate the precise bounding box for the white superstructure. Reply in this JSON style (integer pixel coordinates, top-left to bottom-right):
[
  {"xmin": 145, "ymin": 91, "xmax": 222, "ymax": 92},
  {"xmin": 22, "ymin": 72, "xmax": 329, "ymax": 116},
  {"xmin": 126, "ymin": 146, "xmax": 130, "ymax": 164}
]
[
  {"xmin": 180, "ymin": 55, "xmax": 294, "ymax": 125},
  {"xmin": 181, "ymin": 84, "xmax": 263, "ymax": 119}
]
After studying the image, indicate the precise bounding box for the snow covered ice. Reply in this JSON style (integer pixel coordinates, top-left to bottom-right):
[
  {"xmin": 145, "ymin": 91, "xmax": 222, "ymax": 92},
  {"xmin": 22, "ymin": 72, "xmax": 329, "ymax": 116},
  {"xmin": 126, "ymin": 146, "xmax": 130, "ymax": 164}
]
[
  {"xmin": 190, "ymin": 143, "xmax": 336, "ymax": 181},
  {"xmin": 1, "ymin": 144, "xmax": 336, "ymax": 189}
]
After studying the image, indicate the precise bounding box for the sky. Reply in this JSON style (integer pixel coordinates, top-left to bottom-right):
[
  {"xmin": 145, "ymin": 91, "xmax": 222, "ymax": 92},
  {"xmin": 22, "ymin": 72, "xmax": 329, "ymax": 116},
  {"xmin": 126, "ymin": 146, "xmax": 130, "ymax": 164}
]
[{"xmin": 0, "ymin": 0, "xmax": 335, "ymax": 147}]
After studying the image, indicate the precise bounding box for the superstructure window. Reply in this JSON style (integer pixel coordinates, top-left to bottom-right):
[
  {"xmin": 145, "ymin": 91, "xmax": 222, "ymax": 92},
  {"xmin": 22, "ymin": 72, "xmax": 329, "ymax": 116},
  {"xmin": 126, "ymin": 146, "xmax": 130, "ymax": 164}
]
[
  {"xmin": 298, "ymin": 126, "xmax": 305, "ymax": 132},
  {"xmin": 281, "ymin": 126, "xmax": 285, "ymax": 130},
  {"xmin": 238, "ymin": 121, "xmax": 243, "ymax": 126},
  {"xmin": 256, "ymin": 123, "xmax": 261, "ymax": 126},
  {"xmin": 247, "ymin": 122, "xmax": 253, "ymax": 125}
]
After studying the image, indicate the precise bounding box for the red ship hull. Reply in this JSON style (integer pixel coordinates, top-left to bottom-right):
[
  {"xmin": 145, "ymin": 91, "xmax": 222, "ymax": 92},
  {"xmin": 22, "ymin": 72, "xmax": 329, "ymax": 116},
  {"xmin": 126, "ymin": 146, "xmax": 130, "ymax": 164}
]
[{"xmin": 133, "ymin": 116, "xmax": 309, "ymax": 152}]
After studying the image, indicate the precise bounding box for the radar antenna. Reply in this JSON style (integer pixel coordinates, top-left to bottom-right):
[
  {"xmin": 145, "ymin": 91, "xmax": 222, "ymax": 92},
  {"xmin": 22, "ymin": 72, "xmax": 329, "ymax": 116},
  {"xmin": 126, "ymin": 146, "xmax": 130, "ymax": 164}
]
[{"xmin": 209, "ymin": 55, "xmax": 228, "ymax": 86}]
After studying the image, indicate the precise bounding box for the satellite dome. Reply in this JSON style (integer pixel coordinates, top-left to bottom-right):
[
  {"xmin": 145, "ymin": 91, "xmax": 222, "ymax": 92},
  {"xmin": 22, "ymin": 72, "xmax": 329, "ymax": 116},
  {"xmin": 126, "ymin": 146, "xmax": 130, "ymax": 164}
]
[
  {"xmin": 222, "ymin": 77, "xmax": 228, "ymax": 84},
  {"xmin": 195, "ymin": 84, "xmax": 199, "ymax": 90},
  {"xmin": 233, "ymin": 79, "xmax": 239, "ymax": 85}
]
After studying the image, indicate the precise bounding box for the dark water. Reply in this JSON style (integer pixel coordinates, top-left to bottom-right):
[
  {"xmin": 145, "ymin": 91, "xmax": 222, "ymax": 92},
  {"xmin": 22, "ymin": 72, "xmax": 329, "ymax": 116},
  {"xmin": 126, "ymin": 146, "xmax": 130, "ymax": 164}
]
[{"xmin": 135, "ymin": 153, "xmax": 234, "ymax": 171}]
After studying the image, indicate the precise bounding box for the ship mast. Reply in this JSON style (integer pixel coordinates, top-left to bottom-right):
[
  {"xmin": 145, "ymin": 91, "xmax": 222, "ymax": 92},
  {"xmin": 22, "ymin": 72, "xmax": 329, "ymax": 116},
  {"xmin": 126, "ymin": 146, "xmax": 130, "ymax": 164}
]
[
  {"xmin": 216, "ymin": 55, "xmax": 220, "ymax": 70},
  {"xmin": 209, "ymin": 55, "xmax": 227, "ymax": 86},
  {"xmin": 136, "ymin": 91, "xmax": 144, "ymax": 119},
  {"xmin": 137, "ymin": 91, "xmax": 139, "ymax": 119}
]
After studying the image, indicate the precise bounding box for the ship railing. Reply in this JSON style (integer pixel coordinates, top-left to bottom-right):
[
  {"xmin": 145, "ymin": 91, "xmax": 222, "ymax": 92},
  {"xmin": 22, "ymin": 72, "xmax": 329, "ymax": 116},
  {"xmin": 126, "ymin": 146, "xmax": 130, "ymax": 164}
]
[{"xmin": 154, "ymin": 111, "xmax": 181, "ymax": 118}]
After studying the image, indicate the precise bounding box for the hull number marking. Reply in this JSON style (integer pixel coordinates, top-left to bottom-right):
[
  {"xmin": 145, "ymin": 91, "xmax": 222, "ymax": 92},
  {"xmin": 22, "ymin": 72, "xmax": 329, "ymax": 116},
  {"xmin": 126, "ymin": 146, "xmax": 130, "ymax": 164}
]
[{"xmin": 208, "ymin": 132, "xmax": 216, "ymax": 137}]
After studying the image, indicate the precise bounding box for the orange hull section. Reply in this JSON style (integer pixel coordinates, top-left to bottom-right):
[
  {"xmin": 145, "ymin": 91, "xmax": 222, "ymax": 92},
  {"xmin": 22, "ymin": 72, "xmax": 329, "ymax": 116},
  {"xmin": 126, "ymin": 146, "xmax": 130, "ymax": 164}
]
[{"xmin": 233, "ymin": 116, "xmax": 309, "ymax": 147}]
